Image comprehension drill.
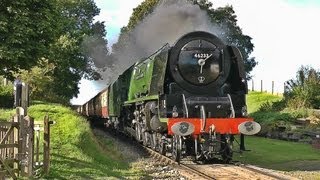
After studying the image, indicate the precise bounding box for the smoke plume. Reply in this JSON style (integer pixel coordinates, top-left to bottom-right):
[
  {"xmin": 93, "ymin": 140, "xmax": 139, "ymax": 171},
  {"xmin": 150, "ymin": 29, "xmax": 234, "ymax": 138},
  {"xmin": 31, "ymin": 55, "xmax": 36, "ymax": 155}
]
[{"xmin": 97, "ymin": 0, "xmax": 226, "ymax": 87}]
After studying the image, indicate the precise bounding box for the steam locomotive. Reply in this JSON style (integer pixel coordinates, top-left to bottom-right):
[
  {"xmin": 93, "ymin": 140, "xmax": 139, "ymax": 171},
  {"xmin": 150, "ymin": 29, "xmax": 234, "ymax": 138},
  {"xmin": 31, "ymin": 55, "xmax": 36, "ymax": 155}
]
[{"xmin": 78, "ymin": 31, "xmax": 260, "ymax": 163}]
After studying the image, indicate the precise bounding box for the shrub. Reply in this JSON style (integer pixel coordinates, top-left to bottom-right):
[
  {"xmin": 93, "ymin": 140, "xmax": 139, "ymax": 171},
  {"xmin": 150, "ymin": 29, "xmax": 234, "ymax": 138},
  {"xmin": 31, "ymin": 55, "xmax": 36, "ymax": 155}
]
[
  {"xmin": 258, "ymin": 100, "xmax": 286, "ymax": 112},
  {"xmin": 284, "ymin": 66, "xmax": 320, "ymax": 109},
  {"xmin": 258, "ymin": 101, "xmax": 273, "ymax": 112},
  {"xmin": 0, "ymin": 85, "xmax": 14, "ymax": 108},
  {"xmin": 287, "ymin": 108, "xmax": 311, "ymax": 118},
  {"xmin": 271, "ymin": 100, "xmax": 287, "ymax": 111},
  {"xmin": 250, "ymin": 111, "xmax": 293, "ymax": 124}
]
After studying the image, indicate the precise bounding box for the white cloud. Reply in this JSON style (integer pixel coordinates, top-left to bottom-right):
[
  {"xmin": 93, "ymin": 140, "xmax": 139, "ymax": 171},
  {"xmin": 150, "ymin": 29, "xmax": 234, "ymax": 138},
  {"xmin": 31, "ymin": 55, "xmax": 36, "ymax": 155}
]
[{"xmin": 94, "ymin": 0, "xmax": 144, "ymax": 45}]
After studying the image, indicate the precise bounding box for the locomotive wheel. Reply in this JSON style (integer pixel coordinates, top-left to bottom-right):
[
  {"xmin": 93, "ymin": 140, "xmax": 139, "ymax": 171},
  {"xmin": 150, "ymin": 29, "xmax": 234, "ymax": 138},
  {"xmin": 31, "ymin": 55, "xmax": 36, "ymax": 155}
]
[
  {"xmin": 143, "ymin": 131, "xmax": 150, "ymax": 146},
  {"xmin": 194, "ymin": 139, "xmax": 203, "ymax": 161},
  {"xmin": 172, "ymin": 135, "xmax": 182, "ymax": 163},
  {"xmin": 135, "ymin": 123, "xmax": 142, "ymax": 142},
  {"xmin": 159, "ymin": 141, "xmax": 166, "ymax": 155},
  {"xmin": 158, "ymin": 134, "xmax": 166, "ymax": 155},
  {"xmin": 150, "ymin": 133, "xmax": 157, "ymax": 150},
  {"xmin": 221, "ymin": 136, "xmax": 233, "ymax": 163},
  {"xmin": 159, "ymin": 139, "xmax": 166, "ymax": 155},
  {"xmin": 221, "ymin": 145, "xmax": 232, "ymax": 163}
]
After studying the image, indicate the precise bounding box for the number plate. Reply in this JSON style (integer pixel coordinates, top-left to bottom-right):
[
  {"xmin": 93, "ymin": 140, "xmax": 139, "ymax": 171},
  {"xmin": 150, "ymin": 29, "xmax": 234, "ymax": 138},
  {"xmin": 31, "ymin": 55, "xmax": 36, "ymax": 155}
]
[{"xmin": 193, "ymin": 53, "xmax": 210, "ymax": 59}]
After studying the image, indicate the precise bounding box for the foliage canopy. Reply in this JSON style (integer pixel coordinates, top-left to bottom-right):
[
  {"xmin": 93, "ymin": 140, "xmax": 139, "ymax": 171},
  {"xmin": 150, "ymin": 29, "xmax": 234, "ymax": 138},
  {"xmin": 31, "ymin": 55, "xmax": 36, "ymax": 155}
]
[
  {"xmin": 0, "ymin": 0, "xmax": 108, "ymax": 102},
  {"xmin": 0, "ymin": 0, "xmax": 59, "ymax": 79}
]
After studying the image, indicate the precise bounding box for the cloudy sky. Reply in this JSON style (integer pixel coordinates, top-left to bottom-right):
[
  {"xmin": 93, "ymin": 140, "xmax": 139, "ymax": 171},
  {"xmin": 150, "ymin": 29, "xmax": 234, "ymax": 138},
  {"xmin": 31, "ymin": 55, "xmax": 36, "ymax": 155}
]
[{"xmin": 71, "ymin": 0, "xmax": 320, "ymax": 104}]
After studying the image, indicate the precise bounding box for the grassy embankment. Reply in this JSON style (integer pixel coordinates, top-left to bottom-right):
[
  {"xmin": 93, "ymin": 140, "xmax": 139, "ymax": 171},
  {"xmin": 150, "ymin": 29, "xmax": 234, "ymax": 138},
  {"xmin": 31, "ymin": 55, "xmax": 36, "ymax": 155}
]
[
  {"xmin": 0, "ymin": 103, "xmax": 144, "ymax": 179},
  {"xmin": 246, "ymin": 91, "xmax": 283, "ymax": 114},
  {"xmin": 233, "ymin": 91, "xmax": 320, "ymax": 171}
]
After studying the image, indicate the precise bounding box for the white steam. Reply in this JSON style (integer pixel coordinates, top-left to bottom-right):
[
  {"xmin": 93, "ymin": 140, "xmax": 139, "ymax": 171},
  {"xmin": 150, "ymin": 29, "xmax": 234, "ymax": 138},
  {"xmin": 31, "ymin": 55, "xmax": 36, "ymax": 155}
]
[{"xmin": 98, "ymin": 0, "xmax": 226, "ymax": 86}]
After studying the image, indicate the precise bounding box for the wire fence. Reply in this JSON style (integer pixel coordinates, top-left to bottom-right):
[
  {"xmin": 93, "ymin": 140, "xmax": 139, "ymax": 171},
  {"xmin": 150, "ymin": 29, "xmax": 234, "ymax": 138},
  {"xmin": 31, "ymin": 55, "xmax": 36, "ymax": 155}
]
[{"xmin": 248, "ymin": 79, "xmax": 287, "ymax": 96}]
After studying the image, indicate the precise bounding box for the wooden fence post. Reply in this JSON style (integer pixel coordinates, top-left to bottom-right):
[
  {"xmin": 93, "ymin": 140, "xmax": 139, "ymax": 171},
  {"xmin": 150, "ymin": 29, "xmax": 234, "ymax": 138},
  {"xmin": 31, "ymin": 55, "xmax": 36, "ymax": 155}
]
[
  {"xmin": 272, "ymin": 81, "xmax": 274, "ymax": 94},
  {"xmin": 34, "ymin": 125, "xmax": 40, "ymax": 166},
  {"xmin": 17, "ymin": 107, "xmax": 28, "ymax": 177},
  {"xmin": 260, "ymin": 80, "xmax": 263, "ymax": 92},
  {"xmin": 9, "ymin": 118, "xmax": 14, "ymax": 161},
  {"xmin": 16, "ymin": 107, "xmax": 26, "ymax": 177},
  {"xmin": 13, "ymin": 116, "xmax": 19, "ymax": 177},
  {"xmin": 21, "ymin": 84, "xmax": 29, "ymax": 115},
  {"xmin": 24, "ymin": 116, "xmax": 34, "ymax": 177},
  {"xmin": 252, "ymin": 80, "xmax": 254, "ymax": 91},
  {"xmin": 43, "ymin": 115, "xmax": 50, "ymax": 175}
]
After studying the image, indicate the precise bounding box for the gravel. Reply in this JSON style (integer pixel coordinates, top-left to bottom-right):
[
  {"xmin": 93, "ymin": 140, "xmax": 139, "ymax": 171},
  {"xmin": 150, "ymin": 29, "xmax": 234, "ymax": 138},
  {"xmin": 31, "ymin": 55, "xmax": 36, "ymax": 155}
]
[
  {"xmin": 92, "ymin": 128, "xmax": 186, "ymax": 179},
  {"xmin": 284, "ymin": 171, "xmax": 320, "ymax": 180},
  {"xmin": 132, "ymin": 159, "xmax": 186, "ymax": 180}
]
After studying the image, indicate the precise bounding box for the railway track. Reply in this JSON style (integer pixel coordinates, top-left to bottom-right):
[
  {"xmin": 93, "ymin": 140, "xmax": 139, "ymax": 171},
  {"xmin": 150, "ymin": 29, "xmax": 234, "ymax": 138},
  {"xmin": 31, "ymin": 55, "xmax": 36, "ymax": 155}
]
[
  {"xmin": 144, "ymin": 146, "xmax": 297, "ymax": 180},
  {"xmin": 91, "ymin": 125, "xmax": 297, "ymax": 179},
  {"xmin": 144, "ymin": 147, "xmax": 214, "ymax": 179}
]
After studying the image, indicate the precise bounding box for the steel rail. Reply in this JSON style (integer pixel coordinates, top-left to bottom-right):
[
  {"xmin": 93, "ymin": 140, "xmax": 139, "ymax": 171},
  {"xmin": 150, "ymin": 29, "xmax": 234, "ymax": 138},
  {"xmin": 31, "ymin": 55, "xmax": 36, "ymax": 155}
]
[
  {"xmin": 143, "ymin": 146, "xmax": 215, "ymax": 180},
  {"xmin": 143, "ymin": 145, "xmax": 295, "ymax": 180},
  {"xmin": 236, "ymin": 163, "xmax": 295, "ymax": 180}
]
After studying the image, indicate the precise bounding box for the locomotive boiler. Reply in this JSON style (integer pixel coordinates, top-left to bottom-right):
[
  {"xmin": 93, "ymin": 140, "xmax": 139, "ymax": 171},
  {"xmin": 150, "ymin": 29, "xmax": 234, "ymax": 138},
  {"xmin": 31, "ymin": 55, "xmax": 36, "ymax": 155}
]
[{"xmin": 79, "ymin": 31, "xmax": 261, "ymax": 163}]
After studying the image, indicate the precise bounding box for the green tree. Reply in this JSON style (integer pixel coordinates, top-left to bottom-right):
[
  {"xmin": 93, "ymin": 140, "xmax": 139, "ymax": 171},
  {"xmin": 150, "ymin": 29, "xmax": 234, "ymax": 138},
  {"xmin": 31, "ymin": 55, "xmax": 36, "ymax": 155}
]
[
  {"xmin": 0, "ymin": 0, "xmax": 59, "ymax": 79},
  {"xmin": 45, "ymin": 0, "xmax": 107, "ymax": 101},
  {"xmin": 19, "ymin": 59, "xmax": 56, "ymax": 101},
  {"xmin": 112, "ymin": 0, "xmax": 257, "ymax": 76},
  {"xmin": 1, "ymin": 0, "xmax": 108, "ymax": 102}
]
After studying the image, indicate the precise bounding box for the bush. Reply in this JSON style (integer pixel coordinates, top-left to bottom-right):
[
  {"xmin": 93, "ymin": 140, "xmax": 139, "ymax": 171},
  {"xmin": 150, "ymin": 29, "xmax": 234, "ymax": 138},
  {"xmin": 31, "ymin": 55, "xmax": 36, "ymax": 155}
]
[
  {"xmin": 250, "ymin": 111, "xmax": 293, "ymax": 124},
  {"xmin": 286, "ymin": 108, "xmax": 310, "ymax": 118},
  {"xmin": 285, "ymin": 66, "xmax": 320, "ymax": 109},
  {"xmin": 258, "ymin": 101, "xmax": 273, "ymax": 112},
  {"xmin": 258, "ymin": 100, "xmax": 286, "ymax": 112},
  {"xmin": 0, "ymin": 85, "xmax": 14, "ymax": 108}
]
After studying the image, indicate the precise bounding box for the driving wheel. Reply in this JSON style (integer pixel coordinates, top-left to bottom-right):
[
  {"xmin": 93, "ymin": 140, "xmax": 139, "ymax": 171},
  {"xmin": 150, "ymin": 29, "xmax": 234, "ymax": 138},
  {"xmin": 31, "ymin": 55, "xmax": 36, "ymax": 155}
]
[{"xmin": 172, "ymin": 135, "xmax": 182, "ymax": 163}]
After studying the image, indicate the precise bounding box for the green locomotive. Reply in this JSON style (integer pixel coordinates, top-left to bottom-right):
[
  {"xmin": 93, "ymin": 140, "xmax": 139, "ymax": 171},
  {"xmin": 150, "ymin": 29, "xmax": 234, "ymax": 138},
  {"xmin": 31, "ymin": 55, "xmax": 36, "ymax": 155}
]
[{"xmin": 81, "ymin": 31, "xmax": 260, "ymax": 163}]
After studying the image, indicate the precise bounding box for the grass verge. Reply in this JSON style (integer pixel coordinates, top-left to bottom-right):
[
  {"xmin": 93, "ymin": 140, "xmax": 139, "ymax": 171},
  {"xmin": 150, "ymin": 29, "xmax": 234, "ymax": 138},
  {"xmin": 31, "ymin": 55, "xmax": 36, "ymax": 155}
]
[
  {"xmin": 247, "ymin": 91, "xmax": 283, "ymax": 114},
  {"xmin": 233, "ymin": 136, "xmax": 320, "ymax": 171},
  {"xmin": 25, "ymin": 103, "xmax": 143, "ymax": 179},
  {"xmin": 244, "ymin": 92, "xmax": 320, "ymax": 171}
]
